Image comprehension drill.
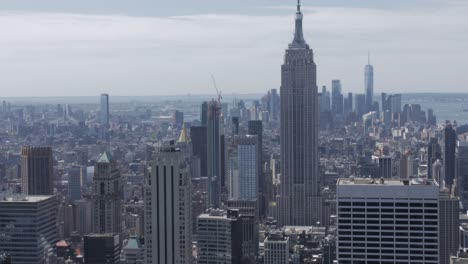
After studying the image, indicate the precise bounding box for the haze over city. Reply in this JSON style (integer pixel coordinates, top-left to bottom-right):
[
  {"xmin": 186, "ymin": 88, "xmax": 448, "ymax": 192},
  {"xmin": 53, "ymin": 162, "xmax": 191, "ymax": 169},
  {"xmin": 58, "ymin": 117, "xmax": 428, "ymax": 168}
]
[
  {"xmin": 1, "ymin": 1, "xmax": 468, "ymax": 264},
  {"xmin": 1, "ymin": 0, "xmax": 467, "ymax": 96}
]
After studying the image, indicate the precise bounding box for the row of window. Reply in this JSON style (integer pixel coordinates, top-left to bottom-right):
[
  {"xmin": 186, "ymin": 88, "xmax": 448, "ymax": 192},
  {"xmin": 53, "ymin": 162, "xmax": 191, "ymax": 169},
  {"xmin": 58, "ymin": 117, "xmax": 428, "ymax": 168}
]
[
  {"xmin": 339, "ymin": 207, "xmax": 437, "ymax": 213},
  {"xmin": 338, "ymin": 213, "xmax": 437, "ymax": 219},
  {"xmin": 338, "ymin": 201, "xmax": 437, "ymax": 207}
]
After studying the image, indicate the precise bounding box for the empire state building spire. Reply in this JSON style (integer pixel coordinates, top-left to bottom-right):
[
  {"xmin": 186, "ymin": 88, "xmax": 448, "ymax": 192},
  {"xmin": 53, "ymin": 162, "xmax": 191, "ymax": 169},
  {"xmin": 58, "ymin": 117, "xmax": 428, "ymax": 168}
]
[{"xmin": 290, "ymin": 0, "xmax": 308, "ymax": 49}]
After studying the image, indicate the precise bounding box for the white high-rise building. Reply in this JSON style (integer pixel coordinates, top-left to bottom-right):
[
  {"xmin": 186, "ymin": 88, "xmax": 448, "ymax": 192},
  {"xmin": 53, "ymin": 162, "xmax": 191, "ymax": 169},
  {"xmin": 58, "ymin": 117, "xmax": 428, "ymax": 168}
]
[
  {"xmin": 277, "ymin": 0, "xmax": 321, "ymax": 227},
  {"xmin": 0, "ymin": 195, "xmax": 57, "ymax": 263},
  {"xmin": 92, "ymin": 151, "xmax": 122, "ymax": 234},
  {"xmin": 337, "ymin": 177, "xmax": 440, "ymax": 263},
  {"xmin": 229, "ymin": 135, "xmax": 259, "ymax": 200},
  {"xmin": 144, "ymin": 146, "xmax": 192, "ymax": 264}
]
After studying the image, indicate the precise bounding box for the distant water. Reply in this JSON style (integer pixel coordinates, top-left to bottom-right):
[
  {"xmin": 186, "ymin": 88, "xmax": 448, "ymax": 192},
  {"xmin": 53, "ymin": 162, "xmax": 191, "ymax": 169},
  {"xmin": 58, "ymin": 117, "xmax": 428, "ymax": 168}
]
[{"xmin": 402, "ymin": 93, "xmax": 468, "ymax": 125}]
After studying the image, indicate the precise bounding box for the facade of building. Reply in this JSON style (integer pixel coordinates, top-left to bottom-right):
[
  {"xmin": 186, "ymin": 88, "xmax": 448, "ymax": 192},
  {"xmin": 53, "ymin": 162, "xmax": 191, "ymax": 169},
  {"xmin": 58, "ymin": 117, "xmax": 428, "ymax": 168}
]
[
  {"xmin": 84, "ymin": 233, "xmax": 120, "ymax": 264},
  {"xmin": 248, "ymin": 120, "xmax": 264, "ymax": 215},
  {"xmin": 277, "ymin": 1, "xmax": 321, "ymax": 227},
  {"xmin": 207, "ymin": 100, "xmax": 221, "ymax": 208},
  {"xmin": 190, "ymin": 126, "xmax": 207, "ymax": 177},
  {"xmin": 444, "ymin": 123, "xmax": 457, "ymax": 190},
  {"xmin": 331, "ymin": 80, "xmax": 343, "ymax": 115},
  {"xmin": 229, "ymin": 135, "xmax": 259, "ymax": 200},
  {"xmin": 68, "ymin": 165, "xmax": 85, "ymax": 200},
  {"xmin": 336, "ymin": 178, "xmax": 440, "ymax": 263},
  {"xmin": 427, "ymin": 137, "xmax": 441, "ymax": 180},
  {"xmin": 197, "ymin": 209, "xmax": 242, "ymax": 264},
  {"xmin": 100, "ymin": 93, "xmax": 109, "ymax": 127},
  {"xmin": 0, "ymin": 195, "xmax": 57, "ymax": 263},
  {"xmin": 20, "ymin": 146, "xmax": 54, "ymax": 195},
  {"xmin": 121, "ymin": 237, "xmax": 144, "ymax": 264},
  {"xmin": 225, "ymin": 199, "xmax": 259, "ymax": 260},
  {"xmin": 354, "ymin": 94, "xmax": 366, "ymax": 117},
  {"xmin": 365, "ymin": 56, "xmax": 374, "ymax": 112},
  {"xmin": 264, "ymin": 231, "xmax": 290, "ymax": 264},
  {"xmin": 378, "ymin": 156, "xmax": 392, "ymax": 178},
  {"xmin": 458, "ymin": 142, "xmax": 468, "ymax": 209},
  {"xmin": 439, "ymin": 192, "xmax": 459, "ymax": 264},
  {"xmin": 144, "ymin": 146, "xmax": 192, "ymax": 264},
  {"xmin": 92, "ymin": 151, "xmax": 122, "ymax": 234}
]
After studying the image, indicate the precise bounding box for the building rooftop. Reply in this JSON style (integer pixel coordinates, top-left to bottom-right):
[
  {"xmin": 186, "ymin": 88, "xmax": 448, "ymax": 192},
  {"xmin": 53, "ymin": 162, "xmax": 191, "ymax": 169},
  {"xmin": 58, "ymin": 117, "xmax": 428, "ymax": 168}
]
[
  {"xmin": 97, "ymin": 151, "xmax": 113, "ymax": 163},
  {"xmin": 0, "ymin": 195, "xmax": 54, "ymax": 203},
  {"xmin": 337, "ymin": 177, "xmax": 437, "ymax": 187}
]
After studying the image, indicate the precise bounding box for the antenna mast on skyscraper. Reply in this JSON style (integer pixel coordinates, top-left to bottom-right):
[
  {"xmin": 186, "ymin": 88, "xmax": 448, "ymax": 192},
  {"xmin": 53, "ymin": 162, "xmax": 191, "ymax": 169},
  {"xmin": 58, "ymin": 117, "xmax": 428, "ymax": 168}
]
[
  {"xmin": 368, "ymin": 50, "xmax": 371, "ymax": 65},
  {"xmin": 297, "ymin": 0, "xmax": 301, "ymax": 12}
]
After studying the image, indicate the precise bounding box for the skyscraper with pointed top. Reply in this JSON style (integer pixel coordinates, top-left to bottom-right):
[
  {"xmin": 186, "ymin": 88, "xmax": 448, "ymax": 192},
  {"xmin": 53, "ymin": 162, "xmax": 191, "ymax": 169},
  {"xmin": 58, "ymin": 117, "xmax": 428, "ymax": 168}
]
[
  {"xmin": 277, "ymin": 1, "xmax": 321, "ymax": 226},
  {"xmin": 365, "ymin": 52, "xmax": 374, "ymax": 112}
]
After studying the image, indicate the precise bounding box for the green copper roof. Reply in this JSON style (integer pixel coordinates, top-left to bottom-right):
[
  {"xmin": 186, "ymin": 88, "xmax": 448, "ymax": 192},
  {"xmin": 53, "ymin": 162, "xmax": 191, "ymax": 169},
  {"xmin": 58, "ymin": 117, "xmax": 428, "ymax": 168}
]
[{"xmin": 97, "ymin": 151, "xmax": 113, "ymax": 163}]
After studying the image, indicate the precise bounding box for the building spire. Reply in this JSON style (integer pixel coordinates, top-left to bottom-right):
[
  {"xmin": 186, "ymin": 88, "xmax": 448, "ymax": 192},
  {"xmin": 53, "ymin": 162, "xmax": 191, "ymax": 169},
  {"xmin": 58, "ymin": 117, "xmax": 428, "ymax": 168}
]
[
  {"xmin": 290, "ymin": 0, "xmax": 308, "ymax": 49},
  {"xmin": 368, "ymin": 50, "xmax": 371, "ymax": 65}
]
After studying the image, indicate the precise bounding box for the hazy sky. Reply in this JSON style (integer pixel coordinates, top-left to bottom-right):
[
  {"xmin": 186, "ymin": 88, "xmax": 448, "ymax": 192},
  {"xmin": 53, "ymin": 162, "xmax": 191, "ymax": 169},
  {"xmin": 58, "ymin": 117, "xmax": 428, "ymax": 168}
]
[{"xmin": 0, "ymin": 0, "xmax": 467, "ymax": 97}]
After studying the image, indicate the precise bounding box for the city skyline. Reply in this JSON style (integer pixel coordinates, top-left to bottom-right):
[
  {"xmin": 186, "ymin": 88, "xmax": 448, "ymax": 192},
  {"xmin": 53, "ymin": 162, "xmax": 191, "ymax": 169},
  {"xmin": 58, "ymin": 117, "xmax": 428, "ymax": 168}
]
[
  {"xmin": 0, "ymin": 1, "xmax": 467, "ymax": 96},
  {"xmin": 0, "ymin": 1, "xmax": 467, "ymax": 263}
]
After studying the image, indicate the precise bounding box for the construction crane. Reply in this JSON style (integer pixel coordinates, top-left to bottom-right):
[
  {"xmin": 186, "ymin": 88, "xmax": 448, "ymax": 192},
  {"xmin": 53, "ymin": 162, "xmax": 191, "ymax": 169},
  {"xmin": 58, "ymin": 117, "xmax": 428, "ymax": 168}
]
[{"xmin": 211, "ymin": 74, "xmax": 222, "ymax": 103}]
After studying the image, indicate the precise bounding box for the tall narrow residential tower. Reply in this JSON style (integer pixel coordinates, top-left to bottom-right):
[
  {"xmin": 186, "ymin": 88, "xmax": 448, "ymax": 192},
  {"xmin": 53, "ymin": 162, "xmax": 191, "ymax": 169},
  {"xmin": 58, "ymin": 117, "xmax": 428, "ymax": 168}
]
[
  {"xmin": 365, "ymin": 52, "xmax": 374, "ymax": 112},
  {"xmin": 277, "ymin": 1, "xmax": 321, "ymax": 226},
  {"xmin": 207, "ymin": 100, "xmax": 221, "ymax": 208}
]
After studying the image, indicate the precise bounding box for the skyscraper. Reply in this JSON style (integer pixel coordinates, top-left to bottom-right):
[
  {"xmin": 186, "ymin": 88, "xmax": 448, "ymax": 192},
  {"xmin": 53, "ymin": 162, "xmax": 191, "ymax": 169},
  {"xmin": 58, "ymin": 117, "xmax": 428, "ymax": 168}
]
[
  {"xmin": 331, "ymin": 80, "xmax": 343, "ymax": 115},
  {"xmin": 197, "ymin": 209, "xmax": 243, "ymax": 264},
  {"xmin": 21, "ymin": 146, "xmax": 54, "ymax": 195},
  {"xmin": 84, "ymin": 233, "xmax": 120, "ymax": 264},
  {"xmin": 100, "ymin": 93, "xmax": 109, "ymax": 127},
  {"xmin": 277, "ymin": 1, "xmax": 321, "ymax": 226},
  {"xmin": 248, "ymin": 120, "xmax": 264, "ymax": 214},
  {"xmin": 200, "ymin": 101, "xmax": 208, "ymax": 126},
  {"xmin": 91, "ymin": 151, "xmax": 122, "ymax": 234},
  {"xmin": 439, "ymin": 192, "xmax": 459, "ymax": 264},
  {"xmin": 354, "ymin": 94, "xmax": 366, "ymax": 117},
  {"xmin": 427, "ymin": 137, "xmax": 441, "ymax": 179},
  {"xmin": 0, "ymin": 195, "xmax": 58, "ymax": 263},
  {"xmin": 207, "ymin": 100, "xmax": 221, "ymax": 208},
  {"xmin": 444, "ymin": 123, "xmax": 457, "ymax": 190},
  {"xmin": 68, "ymin": 165, "xmax": 85, "ymax": 201},
  {"xmin": 457, "ymin": 142, "xmax": 468, "ymax": 209},
  {"xmin": 229, "ymin": 135, "xmax": 259, "ymax": 200},
  {"xmin": 145, "ymin": 146, "xmax": 192, "ymax": 264},
  {"xmin": 337, "ymin": 177, "xmax": 440, "ymax": 263},
  {"xmin": 365, "ymin": 53, "xmax": 374, "ymax": 112},
  {"xmin": 320, "ymin": 86, "xmax": 331, "ymax": 113},
  {"xmin": 190, "ymin": 126, "xmax": 207, "ymax": 177}
]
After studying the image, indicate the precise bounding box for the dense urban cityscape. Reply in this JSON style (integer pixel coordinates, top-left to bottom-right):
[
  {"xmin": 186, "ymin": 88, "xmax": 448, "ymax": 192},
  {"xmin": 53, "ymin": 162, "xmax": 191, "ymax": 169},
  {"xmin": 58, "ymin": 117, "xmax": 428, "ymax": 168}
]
[{"xmin": 1, "ymin": 1, "xmax": 468, "ymax": 264}]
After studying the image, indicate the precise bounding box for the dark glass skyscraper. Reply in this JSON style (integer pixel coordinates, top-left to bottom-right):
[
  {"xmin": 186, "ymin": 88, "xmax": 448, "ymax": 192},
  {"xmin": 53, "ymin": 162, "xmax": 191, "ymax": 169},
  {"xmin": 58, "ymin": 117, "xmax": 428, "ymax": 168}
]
[
  {"xmin": 444, "ymin": 123, "xmax": 457, "ymax": 189},
  {"xmin": 277, "ymin": 1, "xmax": 321, "ymax": 226},
  {"xmin": 207, "ymin": 100, "xmax": 221, "ymax": 208},
  {"xmin": 21, "ymin": 146, "xmax": 54, "ymax": 195}
]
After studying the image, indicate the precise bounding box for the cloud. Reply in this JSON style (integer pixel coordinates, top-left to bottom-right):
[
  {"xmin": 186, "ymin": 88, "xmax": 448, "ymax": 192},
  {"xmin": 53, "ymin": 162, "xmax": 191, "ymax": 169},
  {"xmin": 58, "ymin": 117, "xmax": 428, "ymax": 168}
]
[{"xmin": 0, "ymin": 2, "xmax": 467, "ymax": 97}]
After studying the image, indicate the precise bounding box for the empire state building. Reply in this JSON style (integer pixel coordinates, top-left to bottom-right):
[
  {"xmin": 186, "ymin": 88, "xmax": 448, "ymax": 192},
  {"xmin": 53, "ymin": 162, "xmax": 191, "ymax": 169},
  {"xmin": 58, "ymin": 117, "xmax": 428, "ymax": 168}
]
[{"xmin": 277, "ymin": 0, "xmax": 321, "ymax": 226}]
